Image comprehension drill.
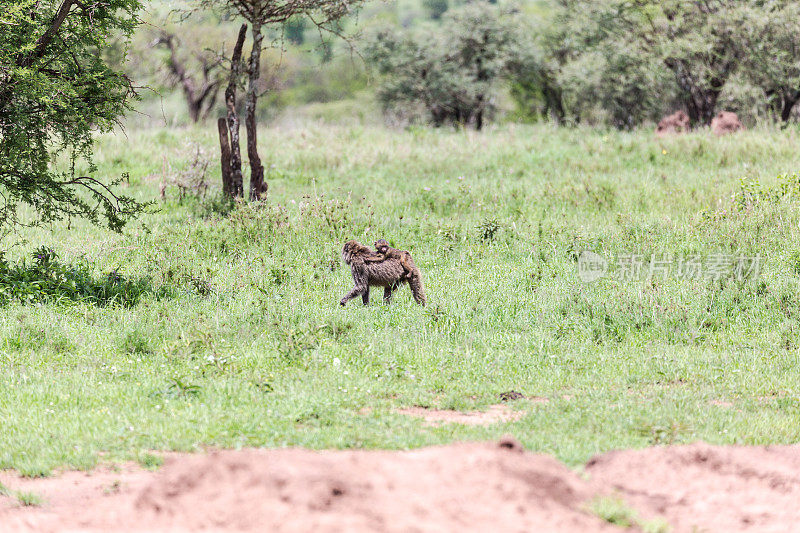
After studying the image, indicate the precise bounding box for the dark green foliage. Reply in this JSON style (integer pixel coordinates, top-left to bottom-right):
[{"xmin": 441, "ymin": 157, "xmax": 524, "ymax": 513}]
[
  {"xmin": 508, "ymin": 46, "xmax": 566, "ymax": 124},
  {"xmin": 502, "ymin": 9, "xmax": 572, "ymax": 125},
  {"xmin": 365, "ymin": 2, "xmax": 519, "ymax": 129},
  {"xmin": 743, "ymin": 3, "xmax": 800, "ymax": 122},
  {"xmin": 422, "ymin": 0, "xmax": 448, "ymax": 20},
  {"xmin": 0, "ymin": 247, "xmax": 158, "ymax": 307},
  {"xmin": 0, "ymin": 0, "xmax": 147, "ymax": 232},
  {"xmin": 477, "ymin": 219, "xmax": 501, "ymax": 242},
  {"xmin": 550, "ymin": 0, "xmax": 800, "ymax": 127},
  {"xmin": 284, "ymin": 16, "xmax": 307, "ymax": 45}
]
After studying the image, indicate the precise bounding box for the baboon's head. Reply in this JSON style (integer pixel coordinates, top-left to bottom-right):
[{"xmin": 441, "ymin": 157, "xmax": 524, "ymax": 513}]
[
  {"xmin": 342, "ymin": 240, "xmax": 369, "ymax": 265},
  {"xmin": 374, "ymin": 239, "xmax": 390, "ymax": 254}
]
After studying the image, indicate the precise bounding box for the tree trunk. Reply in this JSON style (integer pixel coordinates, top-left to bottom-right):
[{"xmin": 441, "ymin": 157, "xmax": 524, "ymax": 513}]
[
  {"xmin": 158, "ymin": 34, "xmax": 219, "ymax": 124},
  {"xmin": 188, "ymin": 100, "xmax": 201, "ymax": 123},
  {"xmin": 246, "ymin": 23, "xmax": 266, "ymax": 201},
  {"xmin": 668, "ymin": 59, "xmax": 721, "ymax": 127},
  {"xmin": 218, "ymin": 118, "xmax": 233, "ymax": 197},
  {"xmin": 225, "ymin": 24, "xmax": 247, "ymax": 199},
  {"xmin": 780, "ymin": 90, "xmax": 800, "ymax": 123},
  {"xmin": 203, "ymin": 89, "xmax": 219, "ymax": 121},
  {"xmin": 543, "ymin": 84, "xmax": 565, "ymax": 125},
  {"xmin": 685, "ymin": 90, "xmax": 720, "ymax": 127}
]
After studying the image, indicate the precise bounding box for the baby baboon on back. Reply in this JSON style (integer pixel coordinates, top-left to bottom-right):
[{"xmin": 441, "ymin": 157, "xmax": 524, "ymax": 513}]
[
  {"xmin": 367, "ymin": 239, "xmax": 415, "ymax": 281},
  {"xmin": 340, "ymin": 240, "xmax": 426, "ymax": 306}
]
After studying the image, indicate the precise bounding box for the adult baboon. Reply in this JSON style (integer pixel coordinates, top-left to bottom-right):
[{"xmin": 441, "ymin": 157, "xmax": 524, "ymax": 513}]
[{"xmin": 340, "ymin": 240, "xmax": 426, "ymax": 306}]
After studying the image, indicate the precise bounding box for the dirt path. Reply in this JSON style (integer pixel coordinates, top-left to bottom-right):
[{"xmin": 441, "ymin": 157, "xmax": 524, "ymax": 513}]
[{"xmin": 2, "ymin": 439, "xmax": 799, "ymax": 532}]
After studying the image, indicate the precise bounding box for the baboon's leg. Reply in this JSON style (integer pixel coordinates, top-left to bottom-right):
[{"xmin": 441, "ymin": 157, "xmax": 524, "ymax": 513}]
[
  {"xmin": 400, "ymin": 254, "xmax": 414, "ymax": 279},
  {"xmin": 340, "ymin": 286, "xmax": 363, "ymax": 306},
  {"xmin": 384, "ymin": 283, "xmax": 399, "ymax": 304},
  {"xmin": 340, "ymin": 268, "xmax": 367, "ymax": 306},
  {"xmin": 408, "ymin": 275, "xmax": 426, "ymax": 306}
]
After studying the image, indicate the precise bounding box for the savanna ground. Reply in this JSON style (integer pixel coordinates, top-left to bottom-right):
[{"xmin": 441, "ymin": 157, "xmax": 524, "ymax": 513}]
[{"xmin": 2, "ymin": 122, "xmax": 800, "ymax": 483}]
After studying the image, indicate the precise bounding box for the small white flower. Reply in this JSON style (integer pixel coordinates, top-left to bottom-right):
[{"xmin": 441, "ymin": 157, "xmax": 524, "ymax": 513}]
[
  {"xmin": 333, "ymin": 357, "xmax": 341, "ymax": 367},
  {"xmin": 423, "ymin": 187, "xmax": 431, "ymax": 191}
]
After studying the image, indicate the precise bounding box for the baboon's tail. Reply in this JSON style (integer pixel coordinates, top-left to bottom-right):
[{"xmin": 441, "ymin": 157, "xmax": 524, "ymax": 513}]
[{"xmin": 408, "ymin": 273, "xmax": 426, "ymax": 306}]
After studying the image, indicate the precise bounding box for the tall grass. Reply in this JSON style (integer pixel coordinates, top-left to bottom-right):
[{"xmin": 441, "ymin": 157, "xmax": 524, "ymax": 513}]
[{"xmin": 1, "ymin": 123, "xmax": 800, "ymax": 474}]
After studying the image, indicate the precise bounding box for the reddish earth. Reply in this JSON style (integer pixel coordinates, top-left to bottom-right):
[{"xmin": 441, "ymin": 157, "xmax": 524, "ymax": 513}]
[
  {"xmin": 711, "ymin": 111, "xmax": 744, "ymax": 135},
  {"xmin": 2, "ymin": 440, "xmax": 800, "ymax": 532},
  {"xmin": 586, "ymin": 443, "xmax": 800, "ymax": 533},
  {"xmin": 656, "ymin": 110, "xmax": 690, "ymax": 136}
]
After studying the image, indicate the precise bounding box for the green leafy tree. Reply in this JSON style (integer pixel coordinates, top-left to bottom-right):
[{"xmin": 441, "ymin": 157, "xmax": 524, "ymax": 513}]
[
  {"xmin": 555, "ymin": 33, "xmax": 675, "ymax": 129},
  {"xmin": 0, "ymin": 0, "xmax": 147, "ymax": 232},
  {"xmin": 642, "ymin": 0, "xmax": 749, "ymax": 126},
  {"xmin": 555, "ymin": 0, "xmax": 750, "ymax": 127},
  {"xmin": 743, "ymin": 2, "xmax": 800, "ymax": 122},
  {"xmin": 366, "ymin": 2, "xmax": 517, "ymax": 130},
  {"xmin": 505, "ymin": 11, "xmax": 567, "ymax": 124}
]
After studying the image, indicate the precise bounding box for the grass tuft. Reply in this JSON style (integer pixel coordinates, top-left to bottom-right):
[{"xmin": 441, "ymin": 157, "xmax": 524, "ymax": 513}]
[
  {"xmin": 14, "ymin": 490, "xmax": 44, "ymax": 507},
  {"xmin": 587, "ymin": 496, "xmax": 671, "ymax": 532}
]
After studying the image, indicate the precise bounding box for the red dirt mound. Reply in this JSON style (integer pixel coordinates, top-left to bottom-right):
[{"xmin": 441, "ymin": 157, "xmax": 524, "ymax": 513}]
[
  {"xmin": 586, "ymin": 442, "xmax": 800, "ymax": 533},
  {"xmin": 4, "ymin": 441, "xmax": 800, "ymax": 532},
  {"xmin": 656, "ymin": 110, "xmax": 690, "ymax": 136},
  {"xmin": 1, "ymin": 441, "xmax": 616, "ymax": 532},
  {"xmin": 711, "ymin": 111, "xmax": 743, "ymax": 135}
]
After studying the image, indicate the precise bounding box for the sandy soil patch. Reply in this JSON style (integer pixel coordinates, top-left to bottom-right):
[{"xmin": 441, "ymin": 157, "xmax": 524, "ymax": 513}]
[
  {"xmin": 709, "ymin": 399, "xmax": 734, "ymax": 407},
  {"xmin": 395, "ymin": 404, "xmax": 524, "ymax": 426}
]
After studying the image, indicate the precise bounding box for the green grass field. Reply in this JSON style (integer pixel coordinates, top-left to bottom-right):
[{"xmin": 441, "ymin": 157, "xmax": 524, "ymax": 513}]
[{"xmin": 2, "ymin": 123, "xmax": 800, "ymax": 476}]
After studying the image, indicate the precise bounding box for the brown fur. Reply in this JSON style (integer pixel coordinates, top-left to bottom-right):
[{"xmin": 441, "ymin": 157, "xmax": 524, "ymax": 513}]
[
  {"xmin": 368, "ymin": 239, "xmax": 415, "ymax": 280},
  {"xmin": 340, "ymin": 240, "xmax": 426, "ymax": 306}
]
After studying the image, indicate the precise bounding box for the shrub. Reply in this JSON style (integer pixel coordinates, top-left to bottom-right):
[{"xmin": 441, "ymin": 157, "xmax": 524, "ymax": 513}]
[{"xmin": 0, "ymin": 247, "xmax": 158, "ymax": 307}]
